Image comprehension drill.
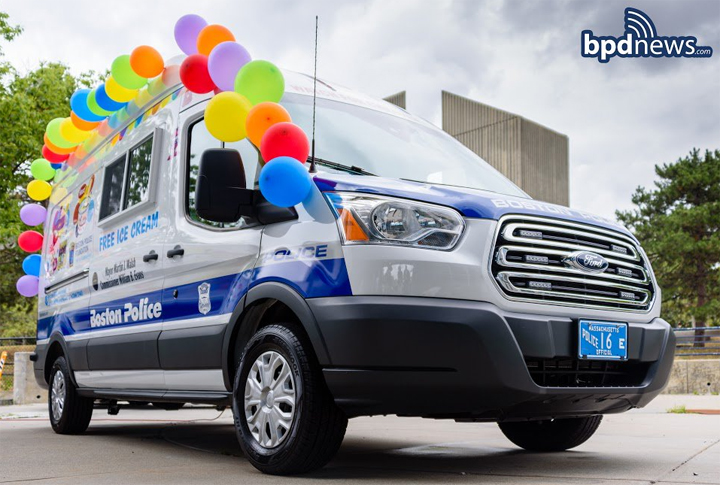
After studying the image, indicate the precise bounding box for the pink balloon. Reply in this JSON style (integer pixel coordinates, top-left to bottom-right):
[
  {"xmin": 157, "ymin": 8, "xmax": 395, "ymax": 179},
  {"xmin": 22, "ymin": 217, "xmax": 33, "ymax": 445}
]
[
  {"xmin": 20, "ymin": 204, "xmax": 47, "ymax": 226},
  {"xmin": 17, "ymin": 275, "xmax": 39, "ymax": 297},
  {"xmin": 208, "ymin": 42, "xmax": 251, "ymax": 92},
  {"xmin": 174, "ymin": 14, "xmax": 207, "ymax": 56}
]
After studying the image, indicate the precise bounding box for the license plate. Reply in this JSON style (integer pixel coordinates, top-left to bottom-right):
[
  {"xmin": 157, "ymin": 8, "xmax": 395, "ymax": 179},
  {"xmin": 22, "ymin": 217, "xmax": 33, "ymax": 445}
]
[{"xmin": 578, "ymin": 320, "xmax": 628, "ymax": 360}]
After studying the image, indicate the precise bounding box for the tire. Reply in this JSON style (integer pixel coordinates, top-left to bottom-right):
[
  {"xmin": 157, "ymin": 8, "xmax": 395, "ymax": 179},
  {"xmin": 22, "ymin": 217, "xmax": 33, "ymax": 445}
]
[
  {"xmin": 151, "ymin": 402, "xmax": 185, "ymax": 410},
  {"xmin": 48, "ymin": 356, "xmax": 94, "ymax": 435},
  {"xmin": 232, "ymin": 323, "xmax": 348, "ymax": 475},
  {"xmin": 498, "ymin": 415, "xmax": 603, "ymax": 452}
]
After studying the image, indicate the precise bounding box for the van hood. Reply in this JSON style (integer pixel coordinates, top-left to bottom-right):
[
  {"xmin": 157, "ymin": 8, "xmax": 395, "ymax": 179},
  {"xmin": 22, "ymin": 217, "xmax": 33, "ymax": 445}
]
[{"xmin": 313, "ymin": 173, "xmax": 633, "ymax": 237}]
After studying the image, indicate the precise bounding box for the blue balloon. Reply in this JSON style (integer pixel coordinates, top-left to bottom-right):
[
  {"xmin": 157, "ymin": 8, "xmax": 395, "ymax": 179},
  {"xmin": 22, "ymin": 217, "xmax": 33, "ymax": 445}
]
[
  {"xmin": 50, "ymin": 162, "xmax": 63, "ymax": 169},
  {"xmin": 22, "ymin": 254, "xmax": 42, "ymax": 277},
  {"xmin": 70, "ymin": 89, "xmax": 106, "ymax": 122},
  {"xmin": 259, "ymin": 157, "xmax": 313, "ymax": 208},
  {"xmin": 95, "ymin": 83, "xmax": 126, "ymax": 112}
]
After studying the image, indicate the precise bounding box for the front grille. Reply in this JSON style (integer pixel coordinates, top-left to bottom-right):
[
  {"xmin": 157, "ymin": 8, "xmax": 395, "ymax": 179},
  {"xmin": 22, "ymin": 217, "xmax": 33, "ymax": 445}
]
[
  {"xmin": 491, "ymin": 216, "xmax": 656, "ymax": 311},
  {"xmin": 525, "ymin": 358, "xmax": 650, "ymax": 387}
]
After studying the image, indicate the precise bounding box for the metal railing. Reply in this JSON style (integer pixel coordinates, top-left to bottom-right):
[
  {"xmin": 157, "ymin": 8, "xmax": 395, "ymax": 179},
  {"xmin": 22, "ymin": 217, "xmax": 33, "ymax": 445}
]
[
  {"xmin": 0, "ymin": 337, "xmax": 37, "ymax": 399},
  {"xmin": 673, "ymin": 327, "xmax": 720, "ymax": 357}
]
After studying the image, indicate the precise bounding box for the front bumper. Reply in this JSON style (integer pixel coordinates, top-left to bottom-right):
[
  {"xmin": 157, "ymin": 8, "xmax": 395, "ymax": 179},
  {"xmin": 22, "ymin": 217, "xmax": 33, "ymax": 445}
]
[{"xmin": 309, "ymin": 296, "xmax": 675, "ymax": 420}]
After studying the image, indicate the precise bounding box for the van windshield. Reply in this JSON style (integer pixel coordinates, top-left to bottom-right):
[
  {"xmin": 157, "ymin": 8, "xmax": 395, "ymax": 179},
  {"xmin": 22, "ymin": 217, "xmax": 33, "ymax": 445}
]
[{"xmin": 281, "ymin": 93, "xmax": 527, "ymax": 198}]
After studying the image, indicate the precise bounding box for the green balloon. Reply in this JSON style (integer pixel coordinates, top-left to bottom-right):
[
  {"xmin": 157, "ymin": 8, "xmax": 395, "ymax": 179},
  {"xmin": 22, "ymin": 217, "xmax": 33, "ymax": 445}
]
[
  {"xmin": 111, "ymin": 54, "xmax": 147, "ymax": 90},
  {"xmin": 234, "ymin": 60, "xmax": 285, "ymax": 105},
  {"xmin": 46, "ymin": 118, "xmax": 75, "ymax": 149},
  {"xmin": 30, "ymin": 158, "xmax": 56, "ymax": 181},
  {"xmin": 87, "ymin": 89, "xmax": 113, "ymax": 117}
]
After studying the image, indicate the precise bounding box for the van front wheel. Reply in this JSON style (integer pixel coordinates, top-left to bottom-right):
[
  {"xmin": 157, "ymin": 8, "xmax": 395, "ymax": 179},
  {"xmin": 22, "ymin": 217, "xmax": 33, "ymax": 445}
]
[
  {"xmin": 48, "ymin": 356, "xmax": 94, "ymax": 434},
  {"xmin": 498, "ymin": 415, "xmax": 603, "ymax": 452},
  {"xmin": 232, "ymin": 323, "xmax": 347, "ymax": 475}
]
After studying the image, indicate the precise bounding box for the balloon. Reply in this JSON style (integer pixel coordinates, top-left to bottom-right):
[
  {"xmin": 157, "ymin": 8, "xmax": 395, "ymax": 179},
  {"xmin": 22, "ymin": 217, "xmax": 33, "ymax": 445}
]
[
  {"xmin": 196, "ymin": 24, "xmax": 235, "ymax": 56},
  {"xmin": 16, "ymin": 275, "xmax": 39, "ymax": 297},
  {"xmin": 105, "ymin": 75, "xmax": 138, "ymax": 103},
  {"xmin": 135, "ymin": 86, "xmax": 153, "ymax": 107},
  {"xmin": 60, "ymin": 117, "xmax": 92, "ymax": 145},
  {"xmin": 27, "ymin": 180, "xmax": 52, "ymax": 201},
  {"xmin": 70, "ymin": 89, "xmax": 105, "ymax": 122},
  {"xmin": 42, "ymin": 145, "xmax": 69, "ymax": 164},
  {"xmin": 22, "ymin": 254, "xmax": 41, "ymax": 277},
  {"xmin": 70, "ymin": 111, "xmax": 100, "ymax": 131},
  {"xmin": 174, "ymin": 14, "xmax": 207, "ymax": 55},
  {"xmin": 87, "ymin": 89, "xmax": 114, "ymax": 117},
  {"xmin": 46, "ymin": 118, "xmax": 77, "ymax": 149},
  {"xmin": 260, "ymin": 122, "xmax": 310, "ymax": 163},
  {"xmin": 179, "ymin": 54, "xmax": 215, "ymax": 94},
  {"xmin": 19, "ymin": 204, "xmax": 46, "ymax": 226},
  {"xmin": 111, "ymin": 54, "xmax": 147, "ymax": 90},
  {"xmin": 30, "ymin": 158, "xmax": 55, "ymax": 181},
  {"xmin": 162, "ymin": 64, "xmax": 181, "ymax": 87},
  {"xmin": 95, "ymin": 83, "xmax": 126, "ymax": 112},
  {"xmin": 130, "ymin": 45, "xmax": 164, "ymax": 78},
  {"xmin": 50, "ymin": 163, "xmax": 63, "ymax": 169},
  {"xmin": 259, "ymin": 156, "xmax": 313, "ymax": 207},
  {"xmin": 234, "ymin": 60, "xmax": 284, "ymax": 105},
  {"xmin": 246, "ymin": 102, "xmax": 292, "ymax": 147},
  {"xmin": 204, "ymin": 92, "xmax": 252, "ymax": 142},
  {"xmin": 208, "ymin": 41, "xmax": 251, "ymax": 92},
  {"xmin": 44, "ymin": 134, "xmax": 76, "ymax": 155},
  {"xmin": 18, "ymin": 230, "xmax": 43, "ymax": 252},
  {"xmin": 147, "ymin": 75, "xmax": 166, "ymax": 96}
]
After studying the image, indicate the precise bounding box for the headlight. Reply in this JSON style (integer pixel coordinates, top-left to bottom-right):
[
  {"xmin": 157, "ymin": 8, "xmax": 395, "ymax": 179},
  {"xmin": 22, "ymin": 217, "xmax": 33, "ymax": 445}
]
[{"xmin": 324, "ymin": 192, "xmax": 465, "ymax": 250}]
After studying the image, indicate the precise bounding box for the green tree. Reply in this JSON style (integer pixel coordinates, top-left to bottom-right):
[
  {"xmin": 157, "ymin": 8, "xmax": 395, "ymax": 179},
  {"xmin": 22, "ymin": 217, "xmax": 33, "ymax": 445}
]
[
  {"xmin": 616, "ymin": 149, "xmax": 720, "ymax": 346},
  {"xmin": 0, "ymin": 12, "xmax": 95, "ymax": 336}
]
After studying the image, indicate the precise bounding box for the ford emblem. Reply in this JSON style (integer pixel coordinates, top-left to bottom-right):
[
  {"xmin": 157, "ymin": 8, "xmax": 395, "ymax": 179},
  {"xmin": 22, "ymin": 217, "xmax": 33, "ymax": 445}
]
[{"xmin": 563, "ymin": 251, "xmax": 609, "ymax": 274}]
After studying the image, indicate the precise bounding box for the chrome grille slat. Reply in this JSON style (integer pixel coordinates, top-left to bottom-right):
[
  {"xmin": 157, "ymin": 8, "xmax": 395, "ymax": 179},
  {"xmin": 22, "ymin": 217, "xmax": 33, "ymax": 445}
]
[{"xmin": 491, "ymin": 216, "xmax": 656, "ymax": 312}]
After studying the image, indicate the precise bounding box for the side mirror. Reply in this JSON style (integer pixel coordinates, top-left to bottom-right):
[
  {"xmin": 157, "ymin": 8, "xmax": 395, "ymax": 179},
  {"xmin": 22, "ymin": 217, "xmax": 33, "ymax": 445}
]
[
  {"xmin": 195, "ymin": 148, "xmax": 253, "ymax": 223},
  {"xmin": 195, "ymin": 148, "xmax": 298, "ymax": 225}
]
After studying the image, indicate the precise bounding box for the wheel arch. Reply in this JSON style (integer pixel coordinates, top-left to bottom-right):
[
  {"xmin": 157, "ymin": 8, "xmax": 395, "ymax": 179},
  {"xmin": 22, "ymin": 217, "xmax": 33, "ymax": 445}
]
[
  {"xmin": 44, "ymin": 334, "xmax": 79, "ymax": 387},
  {"xmin": 221, "ymin": 281, "xmax": 331, "ymax": 390}
]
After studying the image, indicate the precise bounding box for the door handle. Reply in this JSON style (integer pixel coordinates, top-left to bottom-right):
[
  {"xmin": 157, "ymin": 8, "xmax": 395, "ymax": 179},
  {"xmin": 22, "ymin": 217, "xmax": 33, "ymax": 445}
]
[
  {"xmin": 143, "ymin": 250, "xmax": 159, "ymax": 263},
  {"xmin": 167, "ymin": 245, "xmax": 185, "ymax": 258}
]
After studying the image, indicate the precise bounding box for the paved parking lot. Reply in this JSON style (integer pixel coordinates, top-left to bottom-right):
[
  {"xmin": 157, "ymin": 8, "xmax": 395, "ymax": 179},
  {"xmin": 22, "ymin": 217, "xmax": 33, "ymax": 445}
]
[{"xmin": 0, "ymin": 395, "xmax": 718, "ymax": 484}]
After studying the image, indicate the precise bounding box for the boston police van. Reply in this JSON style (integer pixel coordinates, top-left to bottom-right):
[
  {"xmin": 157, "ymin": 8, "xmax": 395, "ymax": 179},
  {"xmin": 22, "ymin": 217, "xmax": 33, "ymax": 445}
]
[{"xmin": 33, "ymin": 69, "xmax": 675, "ymax": 475}]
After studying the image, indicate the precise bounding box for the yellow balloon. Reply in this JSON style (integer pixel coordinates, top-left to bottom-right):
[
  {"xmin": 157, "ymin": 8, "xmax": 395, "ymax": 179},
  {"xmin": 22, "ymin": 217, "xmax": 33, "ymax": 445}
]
[
  {"xmin": 204, "ymin": 92, "xmax": 252, "ymax": 142},
  {"xmin": 49, "ymin": 186, "xmax": 68, "ymax": 205},
  {"xmin": 27, "ymin": 180, "xmax": 52, "ymax": 201},
  {"xmin": 135, "ymin": 86, "xmax": 153, "ymax": 107},
  {"xmin": 105, "ymin": 75, "xmax": 138, "ymax": 103},
  {"xmin": 59, "ymin": 117, "xmax": 91, "ymax": 144}
]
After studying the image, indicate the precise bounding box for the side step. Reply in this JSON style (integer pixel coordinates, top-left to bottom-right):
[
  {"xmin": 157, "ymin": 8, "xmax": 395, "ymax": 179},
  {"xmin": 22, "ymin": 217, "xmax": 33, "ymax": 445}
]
[{"xmin": 77, "ymin": 388, "xmax": 232, "ymax": 406}]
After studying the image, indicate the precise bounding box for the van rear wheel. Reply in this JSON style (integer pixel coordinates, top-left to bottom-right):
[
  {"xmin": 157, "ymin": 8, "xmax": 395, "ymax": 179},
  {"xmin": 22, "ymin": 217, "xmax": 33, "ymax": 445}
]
[
  {"xmin": 48, "ymin": 356, "xmax": 94, "ymax": 434},
  {"xmin": 232, "ymin": 323, "xmax": 347, "ymax": 475},
  {"xmin": 498, "ymin": 415, "xmax": 603, "ymax": 452}
]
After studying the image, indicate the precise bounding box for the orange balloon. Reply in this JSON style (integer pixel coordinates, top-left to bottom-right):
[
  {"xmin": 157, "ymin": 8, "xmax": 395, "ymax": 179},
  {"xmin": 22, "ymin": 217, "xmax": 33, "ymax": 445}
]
[
  {"xmin": 245, "ymin": 102, "xmax": 292, "ymax": 147},
  {"xmin": 130, "ymin": 45, "xmax": 165, "ymax": 78},
  {"xmin": 44, "ymin": 134, "xmax": 76, "ymax": 155},
  {"xmin": 196, "ymin": 25, "xmax": 235, "ymax": 56},
  {"xmin": 71, "ymin": 111, "xmax": 100, "ymax": 131}
]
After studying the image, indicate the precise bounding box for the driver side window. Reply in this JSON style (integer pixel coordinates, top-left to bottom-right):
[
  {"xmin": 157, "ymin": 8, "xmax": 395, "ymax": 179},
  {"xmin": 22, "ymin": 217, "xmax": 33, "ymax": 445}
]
[{"xmin": 185, "ymin": 118, "xmax": 260, "ymax": 228}]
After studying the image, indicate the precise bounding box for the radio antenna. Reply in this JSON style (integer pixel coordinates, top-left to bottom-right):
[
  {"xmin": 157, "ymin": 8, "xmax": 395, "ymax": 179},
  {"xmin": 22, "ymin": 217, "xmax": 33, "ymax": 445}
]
[{"xmin": 309, "ymin": 15, "xmax": 319, "ymax": 174}]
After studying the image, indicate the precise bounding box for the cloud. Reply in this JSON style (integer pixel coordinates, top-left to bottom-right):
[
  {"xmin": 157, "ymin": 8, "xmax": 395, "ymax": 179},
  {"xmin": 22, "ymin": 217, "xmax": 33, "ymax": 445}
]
[{"xmin": 2, "ymin": 0, "xmax": 718, "ymax": 220}]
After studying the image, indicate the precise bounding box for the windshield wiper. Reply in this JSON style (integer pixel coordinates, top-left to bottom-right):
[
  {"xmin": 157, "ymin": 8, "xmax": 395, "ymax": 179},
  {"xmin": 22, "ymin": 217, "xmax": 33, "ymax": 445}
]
[{"xmin": 308, "ymin": 156, "xmax": 375, "ymax": 176}]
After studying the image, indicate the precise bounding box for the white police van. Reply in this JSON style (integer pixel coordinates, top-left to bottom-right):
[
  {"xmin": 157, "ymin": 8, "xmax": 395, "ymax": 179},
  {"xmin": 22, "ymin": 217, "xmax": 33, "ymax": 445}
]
[{"xmin": 33, "ymin": 70, "xmax": 675, "ymax": 475}]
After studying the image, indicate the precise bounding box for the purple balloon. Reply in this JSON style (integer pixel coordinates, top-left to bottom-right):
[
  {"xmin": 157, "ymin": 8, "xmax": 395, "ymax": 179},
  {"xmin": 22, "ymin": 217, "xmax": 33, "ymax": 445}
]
[
  {"xmin": 174, "ymin": 14, "xmax": 208, "ymax": 56},
  {"xmin": 208, "ymin": 42, "xmax": 252, "ymax": 92},
  {"xmin": 17, "ymin": 275, "xmax": 39, "ymax": 297},
  {"xmin": 20, "ymin": 203, "xmax": 47, "ymax": 226}
]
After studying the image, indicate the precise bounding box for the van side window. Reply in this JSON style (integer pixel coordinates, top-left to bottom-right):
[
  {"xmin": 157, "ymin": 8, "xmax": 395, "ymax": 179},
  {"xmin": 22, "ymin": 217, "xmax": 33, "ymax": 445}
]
[
  {"xmin": 186, "ymin": 118, "xmax": 261, "ymax": 228},
  {"xmin": 100, "ymin": 156, "xmax": 126, "ymax": 220},
  {"xmin": 125, "ymin": 137, "xmax": 153, "ymax": 209}
]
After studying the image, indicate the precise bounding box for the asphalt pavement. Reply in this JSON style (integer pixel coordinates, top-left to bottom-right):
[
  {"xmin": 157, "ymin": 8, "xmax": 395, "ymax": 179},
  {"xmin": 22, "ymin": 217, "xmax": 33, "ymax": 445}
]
[{"xmin": 0, "ymin": 394, "xmax": 718, "ymax": 484}]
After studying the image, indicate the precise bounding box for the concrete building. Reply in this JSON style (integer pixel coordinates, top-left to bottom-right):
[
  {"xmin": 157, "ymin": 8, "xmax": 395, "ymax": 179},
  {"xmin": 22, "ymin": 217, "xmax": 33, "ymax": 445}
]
[{"xmin": 383, "ymin": 91, "xmax": 569, "ymax": 206}]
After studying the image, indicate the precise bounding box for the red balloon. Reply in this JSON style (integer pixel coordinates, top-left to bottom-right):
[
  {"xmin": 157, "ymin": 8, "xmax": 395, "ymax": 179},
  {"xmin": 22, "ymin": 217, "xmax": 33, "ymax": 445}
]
[
  {"xmin": 18, "ymin": 230, "xmax": 44, "ymax": 252},
  {"xmin": 260, "ymin": 122, "xmax": 310, "ymax": 163},
  {"xmin": 179, "ymin": 54, "xmax": 216, "ymax": 94},
  {"xmin": 42, "ymin": 145, "xmax": 70, "ymax": 164}
]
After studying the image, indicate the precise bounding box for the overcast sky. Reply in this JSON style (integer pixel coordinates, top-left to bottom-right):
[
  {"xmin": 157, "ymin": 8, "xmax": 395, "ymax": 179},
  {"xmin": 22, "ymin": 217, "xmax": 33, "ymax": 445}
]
[{"xmin": 2, "ymin": 0, "xmax": 719, "ymax": 220}]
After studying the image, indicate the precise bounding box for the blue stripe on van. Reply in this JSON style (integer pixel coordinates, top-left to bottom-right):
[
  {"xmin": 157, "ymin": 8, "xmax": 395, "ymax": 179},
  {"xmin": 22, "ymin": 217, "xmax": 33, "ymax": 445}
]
[{"xmin": 38, "ymin": 258, "xmax": 352, "ymax": 340}]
